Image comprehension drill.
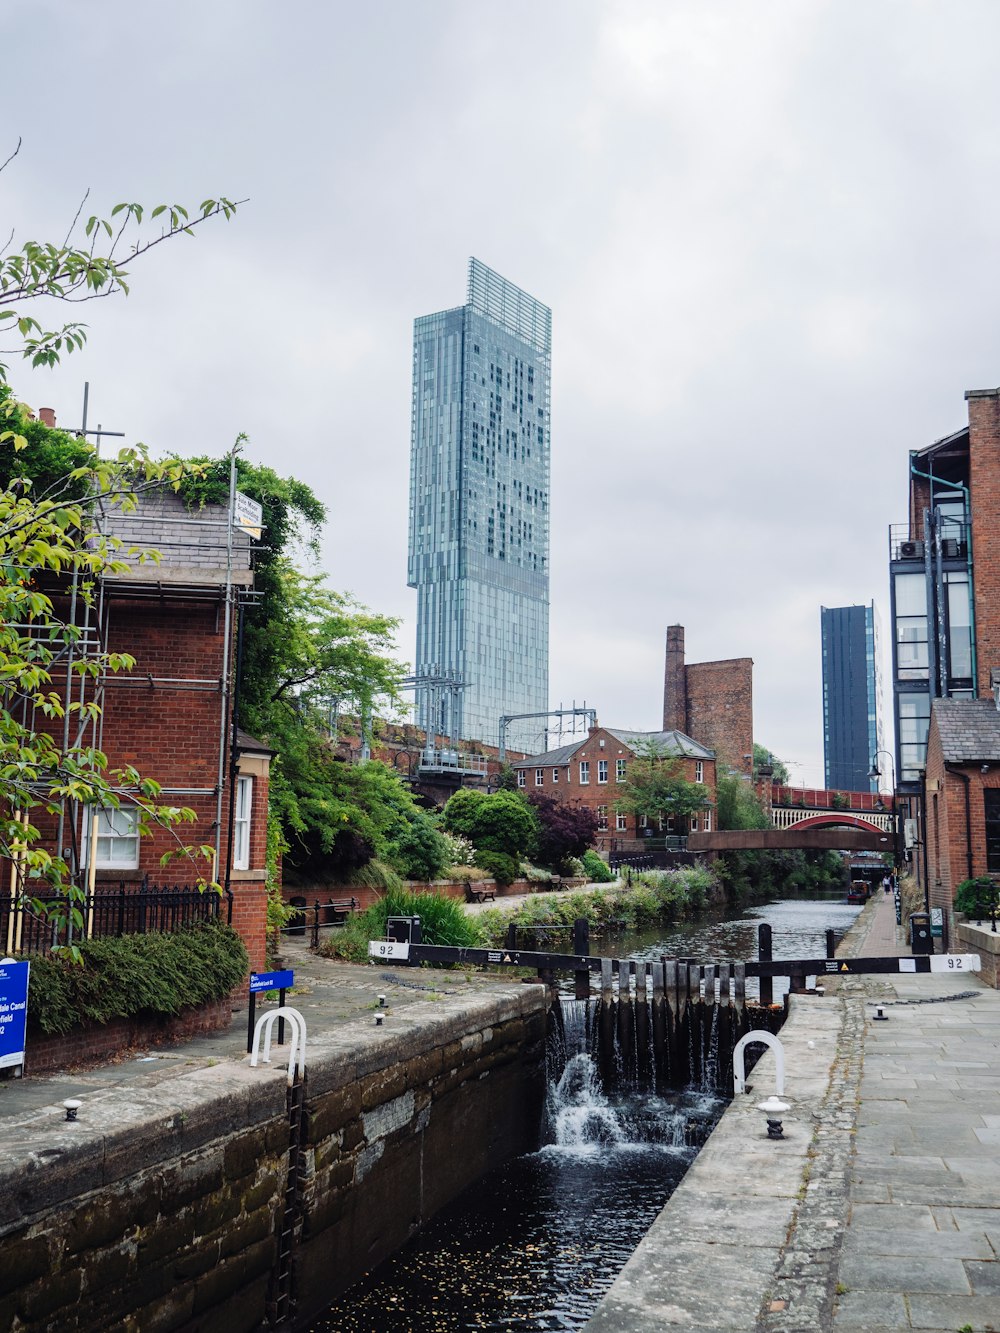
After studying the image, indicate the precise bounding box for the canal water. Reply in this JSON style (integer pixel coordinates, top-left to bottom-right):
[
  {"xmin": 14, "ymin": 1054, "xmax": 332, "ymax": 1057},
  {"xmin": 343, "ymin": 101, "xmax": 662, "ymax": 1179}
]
[{"xmin": 310, "ymin": 893, "xmax": 860, "ymax": 1332}]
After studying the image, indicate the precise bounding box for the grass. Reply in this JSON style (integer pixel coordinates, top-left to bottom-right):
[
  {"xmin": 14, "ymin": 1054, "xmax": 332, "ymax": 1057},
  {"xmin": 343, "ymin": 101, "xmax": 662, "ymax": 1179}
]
[{"xmin": 319, "ymin": 887, "xmax": 485, "ymax": 963}]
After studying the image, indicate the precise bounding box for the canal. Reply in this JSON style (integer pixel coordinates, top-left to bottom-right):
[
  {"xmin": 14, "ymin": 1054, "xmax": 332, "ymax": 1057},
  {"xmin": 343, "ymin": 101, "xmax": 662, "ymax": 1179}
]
[{"xmin": 310, "ymin": 892, "xmax": 861, "ymax": 1332}]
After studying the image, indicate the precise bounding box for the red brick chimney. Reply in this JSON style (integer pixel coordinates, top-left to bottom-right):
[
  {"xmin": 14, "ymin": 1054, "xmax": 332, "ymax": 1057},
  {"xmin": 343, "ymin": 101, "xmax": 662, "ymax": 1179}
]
[
  {"xmin": 38, "ymin": 407, "xmax": 57, "ymax": 429},
  {"xmin": 663, "ymin": 625, "xmax": 687, "ymax": 733}
]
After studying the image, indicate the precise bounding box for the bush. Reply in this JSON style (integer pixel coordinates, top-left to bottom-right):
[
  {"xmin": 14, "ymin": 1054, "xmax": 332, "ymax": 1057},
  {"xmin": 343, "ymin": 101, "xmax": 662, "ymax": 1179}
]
[
  {"xmin": 320, "ymin": 887, "xmax": 484, "ymax": 963},
  {"xmin": 446, "ymin": 864, "xmax": 488, "ymax": 883},
  {"xmin": 387, "ymin": 814, "xmax": 450, "ymax": 881},
  {"xmin": 348, "ymin": 859, "xmax": 404, "ymax": 895},
  {"xmin": 443, "ymin": 788, "xmax": 539, "ymax": 859},
  {"xmin": 581, "ymin": 850, "xmax": 615, "ymax": 883},
  {"xmin": 955, "ymin": 876, "xmax": 999, "ymax": 918},
  {"xmin": 23, "ymin": 921, "xmax": 249, "ymax": 1036},
  {"xmin": 473, "ymin": 849, "xmax": 519, "ymax": 886},
  {"xmin": 440, "ymin": 830, "xmax": 477, "ymax": 867}
]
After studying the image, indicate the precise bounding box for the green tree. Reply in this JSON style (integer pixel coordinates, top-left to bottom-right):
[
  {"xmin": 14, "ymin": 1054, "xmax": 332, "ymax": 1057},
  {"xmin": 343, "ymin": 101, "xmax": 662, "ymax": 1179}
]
[
  {"xmin": 614, "ymin": 740, "xmax": 710, "ymax": 826},
  {"xmin": 442, "ymin": 788, "xmax": 539, "ymax": 859},
  {"xmin": 753, "ymin": 743, "xmax": 790, "ymax": 785},
  {"xmin": 715, "ymin": 771, "xmax": 769, "ymax": 830}
]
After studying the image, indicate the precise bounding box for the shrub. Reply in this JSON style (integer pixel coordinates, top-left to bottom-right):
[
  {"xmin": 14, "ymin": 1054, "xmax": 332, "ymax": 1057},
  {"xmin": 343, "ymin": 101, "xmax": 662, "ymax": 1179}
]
[
  {"xmin": 387, "ymin": 815, "xmax": 450, "ymax": 881},
  {"xmin": 524, "ymin": 865, "xmax": 553, "ymax": 884},
  {"xmin": 320, "ymin": 887, "xmax": 484, "ymax": 963},
  {"xmin": 955, "ymin": 876, "xmax": 999, "ymax": 918},
  {"xmin": 581, "ymin": 849, "xmax": 615, "ymax": 883},
  {"xmin": 440, "ymin": 830, "xmax": 477, "ymax": 867},
  {"xmin": 526, "ymin": 793, "xmax": 599, "ymax": 868},
  {"xmin": 446, "ymin": 864, "xmax": 488, "ymax": 883},
  {"xmin": 348, "ymin": 859, "xmax": 404, "ymax": 895},
  {"xmin": 443, "ymin": 789, "xmax": 539, "ymax": 859},
  {"xmin": 473, "ymin": 849, "xmax": 519, "ymax": 886},
  {"xmin": 23, "ymin": 921, "xmax": 249, "ymax": 1036}
]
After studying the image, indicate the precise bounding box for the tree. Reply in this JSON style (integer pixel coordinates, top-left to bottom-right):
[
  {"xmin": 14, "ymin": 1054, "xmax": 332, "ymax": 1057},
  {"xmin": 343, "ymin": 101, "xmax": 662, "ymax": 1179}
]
[
  {"xmin": 527, "ymin": 794, "xmax": 598, "ymax": 869},
  {"xmin": 753, "ymin": 743, "xmax": 790, "ymax": 785},
  {"xmin": 614, "ymin": 739, "xmax": 710, "ymax": 826},
  {"xmin": 442, "ymin": 789, "xmax": 539, "ymax": 860},
  {"xmin": 0, "ymin": 139, "xmax": 239, "ymax": 392},
  {"xmin": 715, "ymin": 771, "xmax": 769, "ymax": 830}
]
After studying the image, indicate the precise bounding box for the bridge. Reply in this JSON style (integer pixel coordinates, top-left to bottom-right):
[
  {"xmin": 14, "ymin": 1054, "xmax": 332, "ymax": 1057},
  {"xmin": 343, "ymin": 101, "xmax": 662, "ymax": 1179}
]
[{"xmin": 689, "ymin": 785, "xmax": 898, "ymax": 854}]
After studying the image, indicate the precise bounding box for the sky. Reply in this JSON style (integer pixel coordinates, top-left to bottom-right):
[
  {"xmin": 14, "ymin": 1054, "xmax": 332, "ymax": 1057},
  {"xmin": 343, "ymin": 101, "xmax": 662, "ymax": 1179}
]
[{"xmin": 5, "ymin": 0, "xmax": 1000, "ymax": 787}]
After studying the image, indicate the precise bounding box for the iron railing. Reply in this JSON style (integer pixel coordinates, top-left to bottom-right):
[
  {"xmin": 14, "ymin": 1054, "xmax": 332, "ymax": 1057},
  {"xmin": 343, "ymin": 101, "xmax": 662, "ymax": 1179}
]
[
  {"xmin": 0, "ymin": 878, "xmax": 233, "ymax": 957},
  {"xmin": 281, "ymin": 897, "xmax": 361, "ymax": 949}
]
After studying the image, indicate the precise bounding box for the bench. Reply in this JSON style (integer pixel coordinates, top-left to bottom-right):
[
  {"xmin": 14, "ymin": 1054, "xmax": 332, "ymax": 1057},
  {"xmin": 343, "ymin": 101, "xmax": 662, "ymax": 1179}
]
[
  {"xmin": 324, "ymin": 897, "xmax": 360, "ymax": 925},
  {"xmin": 464, "ymin": 884, "xmax": 496, "ymax": 904}
]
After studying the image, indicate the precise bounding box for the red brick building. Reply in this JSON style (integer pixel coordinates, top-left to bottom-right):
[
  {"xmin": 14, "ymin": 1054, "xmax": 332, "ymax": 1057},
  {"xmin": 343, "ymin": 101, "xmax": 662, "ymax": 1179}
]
[
  {"xmin": 5, "ymin": 484, "xmax": 270, "ymax": 971},
  {"xmin": 512, "ymin": 725, "xmax": 716, "ymax": 852},
  {"xmin": 663, "ymin": 625, "xmax": 753, "ymax": 776}
]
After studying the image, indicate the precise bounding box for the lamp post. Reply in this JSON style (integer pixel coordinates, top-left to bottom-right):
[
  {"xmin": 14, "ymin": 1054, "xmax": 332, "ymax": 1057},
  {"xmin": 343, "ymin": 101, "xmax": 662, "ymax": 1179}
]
[{"xmin": 868, "ymin": 750, "xmax": 900, "ymax": 872}]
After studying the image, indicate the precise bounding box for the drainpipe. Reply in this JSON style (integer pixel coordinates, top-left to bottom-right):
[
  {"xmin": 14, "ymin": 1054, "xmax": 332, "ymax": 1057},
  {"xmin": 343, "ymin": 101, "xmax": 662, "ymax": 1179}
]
[{"xmin": 909, "ymin": 460, "xmax": 977, "ymax": 694}]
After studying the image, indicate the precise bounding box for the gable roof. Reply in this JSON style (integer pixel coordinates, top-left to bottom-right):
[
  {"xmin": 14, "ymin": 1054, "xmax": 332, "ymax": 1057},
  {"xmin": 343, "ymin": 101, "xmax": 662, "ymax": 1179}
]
[
  {"xmin": 931, "ymin": 698, "xmax": 1000, "ymax": 763},
  {"xmin": 512, "ymin": 728, "xmax": 714, "ymax": 768}
]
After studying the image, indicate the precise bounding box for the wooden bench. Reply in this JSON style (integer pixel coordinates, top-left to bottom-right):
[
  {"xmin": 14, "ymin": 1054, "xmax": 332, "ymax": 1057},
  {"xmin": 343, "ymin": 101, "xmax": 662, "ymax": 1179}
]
[
  {"xmin": 464, "ymin": 884, "xmax": 496, "ymax": 904},
  {"xmin": 325, "ymin": 896, "xmax": 360, "ymax": 925}
]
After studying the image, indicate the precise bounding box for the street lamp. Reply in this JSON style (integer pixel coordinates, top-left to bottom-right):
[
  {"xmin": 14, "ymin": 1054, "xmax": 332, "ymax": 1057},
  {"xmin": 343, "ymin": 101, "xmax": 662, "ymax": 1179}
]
[{"xmin": 868, "ymin": 750, "xmax": 900, "ymax": 871}]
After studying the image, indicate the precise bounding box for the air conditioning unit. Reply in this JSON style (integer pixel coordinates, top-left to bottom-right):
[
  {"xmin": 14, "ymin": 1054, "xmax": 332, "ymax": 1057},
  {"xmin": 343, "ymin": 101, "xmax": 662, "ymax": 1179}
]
[
  {"xmin": 941, "ymin": 537, "xmax": 965, "ymax": 559},
  {"xmin": 899, "ymin": 539, "xmax": 925, "ymax": 559}
]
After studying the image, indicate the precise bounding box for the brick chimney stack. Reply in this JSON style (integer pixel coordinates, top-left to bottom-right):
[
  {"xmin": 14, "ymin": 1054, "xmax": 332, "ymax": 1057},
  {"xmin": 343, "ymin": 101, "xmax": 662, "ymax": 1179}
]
[
  {"xmin": 663, "ymin": 625, "xmax": 687, "ymax": 732},
  {"xmin": 38, "ymin": 407, "xmax": 57, "ymax": 429}
]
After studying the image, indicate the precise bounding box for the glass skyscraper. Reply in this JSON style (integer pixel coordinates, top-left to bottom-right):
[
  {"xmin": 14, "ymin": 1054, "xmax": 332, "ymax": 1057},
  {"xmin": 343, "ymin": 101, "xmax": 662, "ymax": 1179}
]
[
  {"xmin": 408, "ymin": 259, "xmax": 551, "ymax": 753},
  {"xmin": 821, "ymin": 602, "xmax": 885, "ymax": 792}
]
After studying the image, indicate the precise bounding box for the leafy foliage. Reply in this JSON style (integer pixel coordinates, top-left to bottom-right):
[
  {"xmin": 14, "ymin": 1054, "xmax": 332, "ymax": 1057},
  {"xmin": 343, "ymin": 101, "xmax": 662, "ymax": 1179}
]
[
  {"xmin": 442, "ymin": 788, "xmax": 539, "ymax": 859},
  {"xmin": 753, "ymin": 743, "xmax": 790, "ymax": 785},
  {"xmin": 955, "ymin": 876, "xmax": 999, "ymax": 918},
  {"xmin": 23, "ymin": 921, "xmax": 248, "ymax": 1035},
  {"xmin": 715, "ymin": 771, "xmax": 769, "ymax": 830},
  {"xmin": 472, "ymin": 849, "xmax": 520, "ymax": 886},
  {"xmin": 0, "ymin": 140, "xmax": 239, "ymax": 389},
  {"xmin": 581, "ymin": 849, "xmax": 616, "ymax": 883},
  {"xmin": 527, "ymin": 793, "xmax": 599, "ymax": 869},
  {"xmin": 614, "ymin": 739, "xmax": 710, "ymax": 824},
  {"xmin": 320, "ymin": 887, "xmax": 485, "ymax": 963}
]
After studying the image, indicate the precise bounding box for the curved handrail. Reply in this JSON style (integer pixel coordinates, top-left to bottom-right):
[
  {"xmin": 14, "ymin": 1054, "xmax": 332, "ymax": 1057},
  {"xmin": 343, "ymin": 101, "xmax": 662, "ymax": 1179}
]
[
  {"xmin": 733, "ymin": 1029, "xmax": 785, "ymax": 1097},
  {"xmin": 250, "ymin": 1006, "xmax": 307, "ymax": 1085}
]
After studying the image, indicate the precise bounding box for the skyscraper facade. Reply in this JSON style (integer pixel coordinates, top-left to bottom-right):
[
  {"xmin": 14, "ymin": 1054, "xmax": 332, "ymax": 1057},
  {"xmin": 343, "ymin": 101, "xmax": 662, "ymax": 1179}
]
[
  {"xmin": 821, "ymin": 602, "xmax": 884, "ymax": 792},
  {"xmin": 408, "ymin": 259, "xmax": 551, "ymax": 753}
]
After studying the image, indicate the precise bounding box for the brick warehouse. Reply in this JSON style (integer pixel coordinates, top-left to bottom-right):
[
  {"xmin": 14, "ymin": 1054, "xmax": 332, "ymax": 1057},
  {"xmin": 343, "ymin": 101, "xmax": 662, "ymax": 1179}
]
[
  {"xmin": 662, "ymin": 624, "xmax": 754, "ymax": 776},
  {"xmin": 889, "ymin": 386, "xmax": 1000, "ymax": 927},
  {"xmin": 5, "ymin": 479, "xmax": 270, "ymax": 972},
  {"xmin": 512, "ymin": 725, "xmax": 716, "ymax": 853}
]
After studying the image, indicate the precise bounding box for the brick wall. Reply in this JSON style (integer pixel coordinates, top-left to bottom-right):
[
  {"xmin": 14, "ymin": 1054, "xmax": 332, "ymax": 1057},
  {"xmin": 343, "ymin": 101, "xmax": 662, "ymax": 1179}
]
[
  {"xmin": 685, "ymin": 657, "xmax": 754, "ymax": 775},
  {"xmin": 924, "ymin": 717, "xmax": 1000, "ymax": 929},
  {"xmin": 967, "ymin": 390, "xmax": 1000, "ymax": 697},
  {"xmin": 662, "ymin": 625, "xmax": 687, "ymax": 733}
]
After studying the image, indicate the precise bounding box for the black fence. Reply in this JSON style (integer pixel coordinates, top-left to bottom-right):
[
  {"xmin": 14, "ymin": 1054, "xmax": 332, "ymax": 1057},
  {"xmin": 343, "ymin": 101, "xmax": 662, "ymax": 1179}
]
[
  {"xmin": 0, "ymin": 878, "xmax": 233, "ymax": 957},
  {"xmin": 281, "ymin": 897, "xmax": 361, "ymax": 949}
]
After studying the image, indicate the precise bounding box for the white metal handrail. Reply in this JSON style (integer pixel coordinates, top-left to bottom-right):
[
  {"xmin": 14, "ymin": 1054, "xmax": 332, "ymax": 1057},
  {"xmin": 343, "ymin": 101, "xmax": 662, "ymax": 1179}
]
[
  {"xmin": 733, "ymin": 1030, "xmax": 785, "ymax": 1097},
  {"xmin": 250, "ymin": 1006, "xmax": 307, "ymax": 1085}
]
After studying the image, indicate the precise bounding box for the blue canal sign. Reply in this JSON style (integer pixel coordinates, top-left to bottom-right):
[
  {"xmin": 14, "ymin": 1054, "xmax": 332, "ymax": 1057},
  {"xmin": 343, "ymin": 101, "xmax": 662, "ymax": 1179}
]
[
  {"xmin": 250, "ymin": 969, "xmax": 294, "ymax": 994},
  {"xmin": 0, "ymin": 958, "xmax": 30, "ymax": 1071}
]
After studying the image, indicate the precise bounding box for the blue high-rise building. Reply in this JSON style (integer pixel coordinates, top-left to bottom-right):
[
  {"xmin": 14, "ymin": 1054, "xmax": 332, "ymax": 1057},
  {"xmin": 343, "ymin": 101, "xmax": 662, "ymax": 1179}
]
[
  {"xmin": 821, "ymin": 603, "xmax": 884, "ymax": 792},
  {"xmin": 408, "ymin": 259, "xmax": 551, "ymax": 753}
]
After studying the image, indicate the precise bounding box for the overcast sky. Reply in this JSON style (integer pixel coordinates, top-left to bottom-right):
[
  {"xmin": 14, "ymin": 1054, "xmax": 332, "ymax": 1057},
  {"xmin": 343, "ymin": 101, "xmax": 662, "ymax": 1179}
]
[{"xmin": 5, "ymin": 1, "xmax": 1000, "ymax": 786}]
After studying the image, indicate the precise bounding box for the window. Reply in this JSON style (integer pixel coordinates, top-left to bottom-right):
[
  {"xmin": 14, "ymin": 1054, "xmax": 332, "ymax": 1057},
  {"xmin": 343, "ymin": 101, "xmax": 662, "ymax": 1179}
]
[
  {"xmin": 552, "ymin": 768, "xmax": 559, "ymax": 783},
  {"xmin": 898, "ymin": 693, "xmax": 931, "ymax": 782},
  {"xmin": 615, "ymin": 812, "xmax": 627, "ymax": 831},
  {"xmin": 579, "ymin": 761, "xmax": 590, "ymax": 784},
  {"xmin": 691, "ymin": 816, "xmax": 699, "ymax": 832},
  {"xmin": 695, "ymin": 761, "xmax": 704, "ymax": 784},
  {"xmin": 598, "ymin": 760, "xmax": 608, "ymax": 784},
  {"xmin": 894, "ymin": 572, "xmax": 929, "ymax": 680},
  {"xmin": 82, "ymin": 806, "xmax": 139, "ymax": 869},
  {"xmin": 535, "ymin": 767, "xmax": 544, "ymax": 787},
  {"xmin": 233, "ymin": 776, "xmax": 253, "ymax": 871},
  {"xmin": 596, "ymin": 805, "xmax": 608, "ymax": 830},
  {"xmin": 704, "ymin": 810, "xmax": 712, "ymax": 832},
  {"xmin": 986, "ymin": 790, "xmax": 1000, "ymax": 873},
  {"xmin": 616, "ymin": 758, "xmax": 626, "ymax": 783},
  {"xmin": 639, "ymin": 813, "xmax": 648, "ymax": 829},
  {"xmin": 517, "ymin": 770, "xmax": 526, "ymax": 788}
]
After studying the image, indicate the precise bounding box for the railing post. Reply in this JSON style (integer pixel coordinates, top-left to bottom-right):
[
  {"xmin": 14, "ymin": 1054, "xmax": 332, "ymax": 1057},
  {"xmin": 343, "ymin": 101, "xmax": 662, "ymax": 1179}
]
[
  {"xmin": 311, "ymin": 901, "xmax": 320, "ymax": 950},
  {"xmin": 758, "ymin": 922, "xmax": 773, "ymax": 1006},
  {"xmin": 826, "ymin": 928, "xmax": 836, "ymax": 960},
  {"xmin": 117, "ymin": 882, "xmax": 126, "ymax": 936},
  {"xmin": 573, "ymin": 917, "xmax": 590, "ymax": 1000},
  {"xmin": 506, "ymin": 921, "xmax": 517, "ymax": 951},
  {"xmin": 226, "ymin": 889, "xmax": 234, "ymax": 925}
]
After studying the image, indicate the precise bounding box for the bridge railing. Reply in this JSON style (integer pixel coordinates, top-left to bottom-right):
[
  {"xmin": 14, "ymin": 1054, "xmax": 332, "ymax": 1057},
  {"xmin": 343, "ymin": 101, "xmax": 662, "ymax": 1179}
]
[{"xmin": 771, "ymin": 806, "xmax": 895, "ymax": 832}]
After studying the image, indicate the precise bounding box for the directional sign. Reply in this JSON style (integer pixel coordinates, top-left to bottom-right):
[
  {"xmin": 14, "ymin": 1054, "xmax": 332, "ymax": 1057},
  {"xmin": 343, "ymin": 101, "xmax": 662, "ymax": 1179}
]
[
  {"xmin": 233, "ymin": 491, "xmax": 263, "ymax": 540},
  {"xmin": 0, "ymin": 959, "xmax": 30, "ymax": 1071},
  {"xmin": 250, "ymin": 969, "xmax": 293, "ymax": 994}
]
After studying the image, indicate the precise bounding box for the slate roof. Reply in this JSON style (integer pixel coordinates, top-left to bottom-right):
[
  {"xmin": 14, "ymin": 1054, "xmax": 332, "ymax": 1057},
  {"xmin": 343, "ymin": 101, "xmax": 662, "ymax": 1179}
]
[
  {"xmin": 512, "ymin": 728, "xmax": 714, "ymax": 767},
  {"xmin": 931, "ymin": 698, "xmax": 1000, "ymax": 762}
]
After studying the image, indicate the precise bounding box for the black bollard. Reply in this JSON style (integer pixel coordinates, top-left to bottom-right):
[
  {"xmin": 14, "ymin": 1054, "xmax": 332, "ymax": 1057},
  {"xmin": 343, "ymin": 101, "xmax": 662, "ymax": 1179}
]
[
  {"xmin": 758, "ymin": 923, "xmax": 773, "ymax": 1007},
  {"xmin": 826, "ymin": 928, "xmax": 836, "ymax": 960}
]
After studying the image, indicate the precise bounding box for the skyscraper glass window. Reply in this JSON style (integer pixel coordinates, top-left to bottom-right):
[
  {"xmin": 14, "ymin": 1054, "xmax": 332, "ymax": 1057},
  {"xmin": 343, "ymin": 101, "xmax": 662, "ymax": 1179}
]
[
  {"xmin": 408, "ymin": 259, "xmax": 551, "ymax": 753},
  {"xmin": 821, "ymin": 602, "xmax": 885, "ymax": 792}
]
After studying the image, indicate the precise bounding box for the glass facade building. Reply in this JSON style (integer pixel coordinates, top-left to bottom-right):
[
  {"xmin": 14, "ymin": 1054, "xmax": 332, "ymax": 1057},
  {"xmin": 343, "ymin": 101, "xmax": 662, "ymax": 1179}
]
[
  {"xmin": 821, "ymin": 602, "xmax": 884, "ymax": 792},
  {"xmin": 408, "ymin": 259, "xmax": 551, "ymax": 753}
]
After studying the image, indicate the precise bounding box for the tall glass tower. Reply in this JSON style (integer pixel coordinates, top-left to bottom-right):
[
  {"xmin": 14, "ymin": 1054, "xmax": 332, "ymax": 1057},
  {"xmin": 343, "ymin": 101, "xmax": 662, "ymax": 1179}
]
[
  {"xmin": 408, "ymin": 259, "xmax": 551, "ymax": 753},
  {"xmin": 821, "ymin": 602, "xmax": 885, "ymax": 792}
]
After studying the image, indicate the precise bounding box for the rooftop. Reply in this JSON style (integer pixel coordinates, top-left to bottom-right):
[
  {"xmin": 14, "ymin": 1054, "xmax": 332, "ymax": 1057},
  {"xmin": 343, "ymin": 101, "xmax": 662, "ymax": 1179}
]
[{"xmin": 931, "ymin": 697, "xmax": 1000, "ymax": 762}]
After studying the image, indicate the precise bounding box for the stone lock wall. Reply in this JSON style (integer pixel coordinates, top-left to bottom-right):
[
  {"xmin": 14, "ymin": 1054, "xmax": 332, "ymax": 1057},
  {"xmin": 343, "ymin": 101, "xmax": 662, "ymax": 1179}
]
[{"xmin": 0, "ymin": 985, "xmax": 548, "ymax": 1331}]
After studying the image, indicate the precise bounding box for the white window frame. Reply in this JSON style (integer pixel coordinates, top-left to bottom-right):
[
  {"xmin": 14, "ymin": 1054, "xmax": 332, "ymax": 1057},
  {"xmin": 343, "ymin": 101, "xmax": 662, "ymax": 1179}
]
[
  {"xmin": 233, "ymin": 775, "xmax": 253, "ymax": 871},
  {"xmin": 579, "ymin": 761, "xmax": 590, "ymax": 785},
  {"xmin": 616, "ymin": 758, "xmax": 626, "ymax": 783},
  {"xmin": 615, "ymin": 812, "xmax": 628, "ymax": 831},
  {"xmin": 639, "ymin": 813, "xmax": 648, "ymax": 829},
  {"xmin": 535, "ymin": 767, "xmax": 544, "ymax": 787},
  {"xmin": 517, "ymin": 770, "xmax": 526, "ymax": 788},
  {"xmin": 552, "ymin": 768, "xmax": 559, "ymax": 783},
  {"xmin": 81, "ymin": 805, "xmax": 140, "ymax": 870},
  {"xmin": 691, "ymin": 815, "xmax": 699, "ymax": 832},
  {"xmin": 703, "ymin": 810, "xmax": 712, "ymax": 832},
  {"xmin": 596, "ymin": 805, "xmax": 608, "ymax": 830},
  {"xmin": 695, "ymin": 761, "xmax": 704, "ymax": 784},
  {"xmin": 597, "ymin": 759, "xmax": 608, "ymax": 784}
]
